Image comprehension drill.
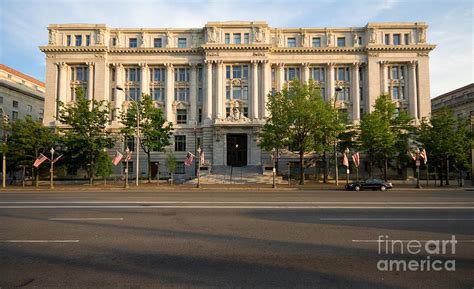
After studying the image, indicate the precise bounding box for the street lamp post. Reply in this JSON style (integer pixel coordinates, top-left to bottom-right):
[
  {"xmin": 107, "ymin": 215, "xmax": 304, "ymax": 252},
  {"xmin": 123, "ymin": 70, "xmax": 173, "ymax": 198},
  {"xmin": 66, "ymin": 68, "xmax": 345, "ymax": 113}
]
[
  {"xmin": 345, "ymin": 147, "xmax": 350, "ymax": 186},
  {"xmin": 50, "ymin": 147, "xmax": 55, "ymax": 189},
  {"xmin": 271, "ymin": 148, "xmax": 277, "ymax": 189},
  {"xmin": 334, "ymin": 86, "xmax": 343, "ymax": 186},
  {"xmin": 197, "ymin": 146, "xmax": 201, "ymax": 188},
  {"xmin": 194, "ymin": 121, "xmax": 198, "ymax": 178},
  {"xmin": 415, "ymin": 148, "xmax": 422, "ymax": 189},
  {"xmin": 1, "ymin": 109, "xmax": 8, "ymax": 189}
]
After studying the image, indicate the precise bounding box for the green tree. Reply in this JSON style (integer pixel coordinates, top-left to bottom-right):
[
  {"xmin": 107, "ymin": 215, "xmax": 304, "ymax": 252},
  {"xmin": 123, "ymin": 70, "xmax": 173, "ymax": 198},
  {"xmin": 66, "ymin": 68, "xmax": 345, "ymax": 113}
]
[
  {"xmin": 260, "ymin": 79, "xmax": 328, "ymax": 185},
  {"xmin": 360, "ymin": 95, "xmax": 414, "ymax": 180},
  {"xmin": 57, "ymin": 88, "xmax": 115, "ymax": 184},
  {"xmin": 96, "ymin": 150, "xmax": 113, "ymax": 185},
  {"xmin": 7, "ymin": 116, "xmax": 57, "ymax": 186},
  {"xmin": 166, "ymin": 152, "xmax": 176, "ymax": 185},
  {"xmin": 120, "ymin": 94, "xmax": 173, "ymax": 183},
  {"xmin": 418, "ymin": 107, "xmax": 472, "ymax": 186}
]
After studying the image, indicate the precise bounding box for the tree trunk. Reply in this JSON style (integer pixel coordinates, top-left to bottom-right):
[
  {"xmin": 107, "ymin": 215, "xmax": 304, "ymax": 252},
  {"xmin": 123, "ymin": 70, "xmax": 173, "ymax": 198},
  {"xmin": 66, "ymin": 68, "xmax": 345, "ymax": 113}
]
[
  {"xmin": 445, "ymin": 157, "xmax": 450, "ymax": 185},
  {"xmin": 439, "ymin": 161, "xmax": 444, "ymax": 187},
  {"xmin": 299, "ymin": 150, "xmax": 305, "ymax": 185},
  {"xmin": 147, "ymin": 151, "xmax": 151, "ymax": 183},
  {"xmin": 88, "ymin": 162, "xmax": 94, "ymax": 185},
  {"xmin": 384, "ymin": 155, "xmax": 388, "ymax": 181},
  {"xmin": 323, "ymin": 151, "xmax": 328, "ymax": 183},
  {"xmin": 369, "ymin": 153, "xmax": 373, "ymax": 178}
]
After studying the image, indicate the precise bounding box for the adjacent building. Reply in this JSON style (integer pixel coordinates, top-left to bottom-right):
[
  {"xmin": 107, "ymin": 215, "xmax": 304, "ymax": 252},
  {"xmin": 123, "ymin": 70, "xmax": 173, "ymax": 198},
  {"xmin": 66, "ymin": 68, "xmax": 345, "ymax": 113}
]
[
  {"xmin": 431, "ymin": 83, "xmax": 474, "ymax": 183},
  {"xmin": 40, "ymin": 21, "xmax": 435, "ymax": 178},
  {"xmin": 0, "ymin": 64, "xmax": 45, "ymax": 122}
]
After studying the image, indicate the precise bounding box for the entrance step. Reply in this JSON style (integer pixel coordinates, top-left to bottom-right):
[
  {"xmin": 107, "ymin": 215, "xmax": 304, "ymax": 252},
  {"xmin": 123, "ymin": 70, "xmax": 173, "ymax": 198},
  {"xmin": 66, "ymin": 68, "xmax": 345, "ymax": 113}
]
[{"xmin": 185, "ymin": 165, "xmax": 286, "ymax": 185}]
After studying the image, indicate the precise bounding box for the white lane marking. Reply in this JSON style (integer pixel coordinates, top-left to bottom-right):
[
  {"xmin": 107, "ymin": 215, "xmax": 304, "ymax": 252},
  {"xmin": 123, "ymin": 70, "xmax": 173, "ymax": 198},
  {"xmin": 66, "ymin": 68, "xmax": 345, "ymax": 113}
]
[
  {"xmin": 0, "ymin": 206, "xmax": 474, "ymax": 209},
  {"xmin": 1, "ymin": 201, "xmax": 474, "ymax": 204},
  {"xmin": 48, "ymin": 218, "xmax": 123, "ymax": 221},
  {"xmin": 321, "ymin": 218, "xmax": 474, "ymax": 221},
  {"xmin": 0, "ymin": 240, "xmax": 79, "ymax": 243},
  {"xmin": 352, "ymin": 239, "xmax": 474, "ymax": 243}
]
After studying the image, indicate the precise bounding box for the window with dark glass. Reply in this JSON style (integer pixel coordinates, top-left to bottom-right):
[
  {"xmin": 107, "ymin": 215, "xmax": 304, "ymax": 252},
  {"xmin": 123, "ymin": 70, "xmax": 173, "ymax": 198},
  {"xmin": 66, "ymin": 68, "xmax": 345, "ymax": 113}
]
[
  {"xmin": 86, "ymin": 35, "xmax": 90, "ymax": 46},
  {"xmin": 234, "ymin": 33, "xmax": 241, "ymax": 44},
  {"xmin": 312, "ymin": 37, "xmax": 321, "ymax": 47},
  {"xmin": 129, "ymin": 38, "xmax": 138, "ymax": 48},
  {"xmin": 112, "ymin": 37, "xmax": 117, "ymax": 46},
  {"xmin": 337, "ymin": 37, "xmax": 346, "ymax": 47},
  {"xmin": 178, "ymin": 38, "xmax": 187, "ymax": 48},
  {"xmin": 176, "ymin": 109, "xmax": 187, "ymax": 124},
  {"xmin": 174, "ymin": 135, "xmax": 186, "ymax": 152},
  {"xmin": 13, "ymin": 100, "xmax": 18, "ymax": 108},
  {"xmin": 75, "ymin": 35, "xmax": 82, "ymax": 46},
  {"xmin": 287, "ymin": 37, "xmax": 296, "ymax": 47},
  {"xmin": 244, "ymin": 33, "xmax": 249, "ymax": 44},
  {"xmin": 67, "ymin": 35, "xmax": 71, "ymax": 46},
  {"xmin": 384, "ymin": 34, "xmax": 390, "ymax": 45},
  {"xmin": 393, "ymin": 34, "xmax": 401, "ymax": 45},
  {"xmin": 404, "ymin": 33, "xmax": 410, "ymax": 45},
  {"xmin": 175, "ymin": 162, "xmax": 185, "ymax": 174},
  {"xmin": 154, "ymin": 38, "xmax": 162, "ymax": 48},
  {"xmin": 225, "ymin": 33, "xmax": 230, "ymax": 44}
]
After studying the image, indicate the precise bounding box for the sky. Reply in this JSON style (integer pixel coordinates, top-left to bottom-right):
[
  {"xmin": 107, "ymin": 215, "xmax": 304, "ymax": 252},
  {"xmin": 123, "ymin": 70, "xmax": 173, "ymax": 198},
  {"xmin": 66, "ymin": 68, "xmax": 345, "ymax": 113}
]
[{"xmin": 0, "ymin": 0, "xmax": 472, "ymax": 98}]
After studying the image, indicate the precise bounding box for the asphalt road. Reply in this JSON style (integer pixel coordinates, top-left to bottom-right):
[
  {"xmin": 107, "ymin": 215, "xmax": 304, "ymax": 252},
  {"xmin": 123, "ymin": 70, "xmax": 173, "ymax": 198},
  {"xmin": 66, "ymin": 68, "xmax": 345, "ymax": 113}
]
[{"xmin": 0, "ymin": 189, "xmax": 473, "ymax": 289}]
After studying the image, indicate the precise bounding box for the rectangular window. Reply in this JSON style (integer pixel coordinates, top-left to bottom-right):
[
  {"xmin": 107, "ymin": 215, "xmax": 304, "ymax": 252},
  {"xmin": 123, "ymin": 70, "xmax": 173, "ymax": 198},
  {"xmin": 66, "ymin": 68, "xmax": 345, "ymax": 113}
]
[
  {"xmin": 174, "ymin": 88, "xmax": 189, "ymax": 101},
  {"xmin": 311, "ymin": 67, "xmax": 325, "ymax": 81},
  {"xmin": 198, "ymin": 108, "xmax": 202, "ymax": 123},
  {"xmin": 198, "ymin": 88, "xmax": 203, "ymax": 102},
  {"xmin": 178, "ymin": 38, "xmax": 187, "ymax": 48},
  {"xmin": 124, "ymin": 138, "xmax": 135, "ymax": 152},
  {"xmin": 174, "ymin": 135, "xmax": 186, "ymax": 152},
  {"xmin": 337, "ymin": 37, "xmax": 346, "ymax": 47},
  {"xmin": 175, "ymin": 162, "xmax": 185, "ymax": 174},
  {"xmin": 359, "ymin": 87, "xmax": 363, "ymax": 101},
  {"xmin": 225, "ymin": 33, "xmax": 230, "ymax": 44},
  {"xmin": 226, "ymin": 66, "xmax": 231, "ymax": 79},
  {"xmin": 13, "ymin": 100, "xmax": 19, "ymax": 108},
  {"xmin": 129, "ymin": 38, "xmax": 138, "ymax": 48},
  {"xmin": 75, "ymin": 35, "xmax": 82, "ymax": 46},
  {"xmin": 391, "ymin": 67, "xmax": 399, "ymax": 79},
  {"xmin": 176, "ymin": 109, "xmax": 187, "ymax": 124},
  {"xmin": 27, "ymin": 105, "xmax": 32, "ymax": 112},
  {"xmin": 86, "ymin": 35, "xmax": 90, "ymax": 46},
  {"xmin": 152, "ymin": 68, "xmax": 164, "ymax": 81},
  {"xmin": 151, "ymin": 88, "xmax": 163, "ymax": 101},
  {"xmin": 287, "ymin": 37, "xmax": 296, "ymax": 47},
  {"xmin": 242, "ymin": 65, "xmax": 249, "ymax": 79},
  {"xmin": 393, "ymin": 34, "xmax": 401, "ymax": 45},
  {"xmin": 233, "ymin": 66, "xmax": 242, "ymax": 78},
  {"xmin": 242, "ymin": 86, "xmax": 248, "ymax": 100},
  {"xmin": 111, "ymin": 68, "xmax": 116, "ymax": 81},
  {"xmin": 226, "ymin": 107, "xmax": 231, "ymax": 117},
  {"xmin": 392, "ymin": 86, "xmax": 399, "ymax": 99},
  {"xmin": 233, "ymin": 33, "xmax": 241, "ymax": 44},
  {"xmin": 126, "ymin": 68, "xmax": 141, "ymax": 82},
  {"xmin": 127, "ymin": 87, "xmax": 141, "ymax": 101},
  {"xmin": 233, "ymin": 86, "xmax": 241, "ymax": 99},
  {"xmin": 110, "ymin": 109, "xmax": 116, "ymax": 121},
  {"xmin": 226, "ymin": 86, "xmax": 231, "ymax": 99},
  {"xmin": 0, "ymin": 96, "xmax": 3, "ymax": 103},
  {"xmin": 12, "ymin": 111, "xmax": 18, "ymax": 121},
  {"xmin": 112, "ymin": 38, "xmax": 117, "ymax": 46},
  {"xmin": 174, "ymin": 68, "xmax": 189, "ymax": 82},
  {"xmin": 67, "ymin": 35, "xmax": 71, "ymax": 46},
  {"xmin": 243, "ymin": 107, "xmax": 248, "ymax": 117},
  {"xmin": 384, "ymin": 34, "xmax": 390, "ymax": 45},
  {"xmin": 404, "ymin": 33, "xmax": 410, "ymax": 45},
  {"xmin": 198, "ymin": 67, "xmax": 203, "ymax": 81},
  {"xmin": 358, "ymin": 36, "xmax": 362, "ymax": 45},
  {"xmin": 244, "ymin": 33, "xmax": 249, "ymax": 44},
  {"xmin": 154, "ymin": 38, "xmax": 162, "ymax": 48},
  {"xmin": 312, "ymin": 37, "xmax": 321, "ymax": 47},
  {"xmin": 285, "ymin": 67, "xmax": 301, "ymax": 81}
]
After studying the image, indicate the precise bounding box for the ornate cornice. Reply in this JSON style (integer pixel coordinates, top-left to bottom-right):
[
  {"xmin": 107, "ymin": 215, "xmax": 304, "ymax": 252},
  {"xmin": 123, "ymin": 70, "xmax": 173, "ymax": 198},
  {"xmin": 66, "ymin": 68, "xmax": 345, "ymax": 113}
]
[
  {"xmin": 271, "ymin": 47, "xmax": 365, "ymax": 53},
  {"xmin": 39, "ymin": 46, "xmax": 108, "ymax": 53},
  {"xmin": 365, "ymin": 44, "xmax": 436, "ymax": 52},
  {"xmin": 109, "ymin": 47, "xmax": 201, "ymax": 54},
  {"xmin": 202, "ymin": 44, "xmax": 271, "ymax": 50}
]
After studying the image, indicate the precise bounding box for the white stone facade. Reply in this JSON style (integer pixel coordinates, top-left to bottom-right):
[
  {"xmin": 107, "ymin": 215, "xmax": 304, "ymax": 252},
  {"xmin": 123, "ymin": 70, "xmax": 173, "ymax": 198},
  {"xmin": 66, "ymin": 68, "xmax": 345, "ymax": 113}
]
[
  {"xmin": 0, "ymin": 64, "xmax": 45, "ymax": 122},
  {"xmin": 40, "ymin": 21, "xmax": 435, "ymax": 178}
]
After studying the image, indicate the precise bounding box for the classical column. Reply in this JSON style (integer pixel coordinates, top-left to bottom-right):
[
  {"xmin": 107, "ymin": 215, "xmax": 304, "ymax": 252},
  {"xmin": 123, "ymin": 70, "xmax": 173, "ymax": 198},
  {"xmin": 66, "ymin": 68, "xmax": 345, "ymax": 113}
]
[
  {"xmin": 114, "ymin": 64, "xmax": 124, "ymax": 114},
  {"xmin": 303, "ymin": 63, "xmax": 310, "ymax": 83},
  {"xmin": 327, "ymin": 63, "xmax": 335, "ymax": 101},
  {"xmin": 408, "ymin": 61, "xmax": 418, "ymax": 120},
  {"xmin": 165, "ymin": 63, "xmax": 174, "ymax": 123},
  {"xmin": 381, "ymin": 61, "xmax": 388, "ymax": 94},
  {"xmin": 262, "ymin": 60, "xmax": 271, "ymax": 118},
  {"xmin": 140, "ymin": 63, "xmax": 148, "ymax": 99},
  {"xmin": 189, "ymin": 64, "xmax": 197, "ymax": 123},
  {"xmin": 351, "ymin": 63, "xmax": 360, "ymax": 123},
  {"xmin": 251, "ymin": 60, "xmax": 259, "ymax": 119},
  {"xmin": 57, "ymin": 62, "xmax": 68, "ymax": 103},
  {"xmin": 205, "ymin": 61, "xmax": 213, "ymax": 121},
  {"xmin": 278, "ymin": 63, "xmax": 285, "ymax": 91},
  {"xmin": 87, "ymin": 62, "xmax": 94, "ymax": 100},
  {"xmin": 216, "ymin": 61, "xmax": 223, "ymax": 119}
]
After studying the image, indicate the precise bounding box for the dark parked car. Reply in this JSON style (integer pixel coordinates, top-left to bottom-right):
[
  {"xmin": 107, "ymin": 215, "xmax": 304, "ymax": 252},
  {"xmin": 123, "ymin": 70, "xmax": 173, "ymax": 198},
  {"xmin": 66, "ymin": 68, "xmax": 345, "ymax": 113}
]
[{"xmin": 346, "ymin": 179, "xmax": 393, "ymax": 191}]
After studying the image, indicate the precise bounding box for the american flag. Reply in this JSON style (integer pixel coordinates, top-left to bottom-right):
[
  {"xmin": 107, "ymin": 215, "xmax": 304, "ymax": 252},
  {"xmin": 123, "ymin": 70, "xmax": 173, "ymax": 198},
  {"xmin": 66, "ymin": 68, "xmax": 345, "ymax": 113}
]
[
  {"xmin": 420, "ymin": 148, "xmax": 428, "ymax": 164},
  {"xmin": 125, "ymin": 147, "xmax": 132, "ymax": 161},
  {"xmin": 409, "ymin": 151, "xmax": 416, "ymax": 161},
  {"xmin": 342, "ymin": 153, "xmax": 349, "ymax": 167},
  {"xmin": 200, "ymin": 151, "xmax": 205, "ymax": 167},
  {"xmin": 33, "ymin": 153, "xmax": 49, "ymax": 168},
  {"xmin": 52, "ymin": 154, "xmax": 63, "ymax": 164},
  {"xmin": 184, "ymin": 152, "xmax": 195, "ymax": 166},
  {"xmin": 112, "ymin": 151, "xmax": 123, "ymax": 166},
  {"xmin": 352, "ymin": 152, "xmax": 360, "ymax": 168}
]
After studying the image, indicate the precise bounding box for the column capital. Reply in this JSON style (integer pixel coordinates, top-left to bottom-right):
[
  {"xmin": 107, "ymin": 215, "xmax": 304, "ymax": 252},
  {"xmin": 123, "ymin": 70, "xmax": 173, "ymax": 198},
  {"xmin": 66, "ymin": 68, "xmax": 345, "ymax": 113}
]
[
  {"xmin": 408, "ymin": 60, "xmax": 418, "ymax": 68},
  {"xmin": 378, "ymin": 60, "xmax": 389, "ymax": 65},
  {"xmin": 86, "ymin": 62, "xmax": 95, "ymax": 67},
  {"xmin": 352, "ymin": 62, "xmax": 361, "ymax": 68},
  {"xmin": 302, "ymin": 63, "xmax": 310, "ymax": 68},
  {"xmin": 139, "ymin": 63, "xmax": 148, "ymax": 68},
  {"xmin": 55, "ymin": 62, "xmax": 67, "ymax": 68},
  {"xmin": 327, "ymin": 62, "xmax": 336, "ymax": 67}
]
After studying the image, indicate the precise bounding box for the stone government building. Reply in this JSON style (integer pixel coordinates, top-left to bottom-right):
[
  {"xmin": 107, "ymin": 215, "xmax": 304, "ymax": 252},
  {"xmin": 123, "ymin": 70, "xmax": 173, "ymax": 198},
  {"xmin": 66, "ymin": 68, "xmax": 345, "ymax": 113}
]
[{"xmin": 40, "ymin": 21, "xmax": 435, "ymax": 179}]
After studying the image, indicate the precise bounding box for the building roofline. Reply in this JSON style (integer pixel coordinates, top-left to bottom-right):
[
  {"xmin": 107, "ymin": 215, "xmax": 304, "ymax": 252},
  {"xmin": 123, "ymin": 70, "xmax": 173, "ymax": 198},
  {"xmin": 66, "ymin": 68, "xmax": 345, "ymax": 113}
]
[
  {"xmin": 432, "ymin": 83, "xmax": 474, "ymax": 101},
  {"xmin": 0, "ymin": 64, "xmax": 45, "ymax": 88}
]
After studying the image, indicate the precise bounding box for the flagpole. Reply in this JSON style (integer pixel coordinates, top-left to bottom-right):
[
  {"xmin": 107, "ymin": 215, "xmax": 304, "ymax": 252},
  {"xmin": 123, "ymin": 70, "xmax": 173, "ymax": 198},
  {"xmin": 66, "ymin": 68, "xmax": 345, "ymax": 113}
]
[
  {"xmin": 196, "ymin": 146, "xmax": 201, "ymax": 188},
  {"xmin": 125, "ymin": 159, "xmax": 129, "ymax": 188}
]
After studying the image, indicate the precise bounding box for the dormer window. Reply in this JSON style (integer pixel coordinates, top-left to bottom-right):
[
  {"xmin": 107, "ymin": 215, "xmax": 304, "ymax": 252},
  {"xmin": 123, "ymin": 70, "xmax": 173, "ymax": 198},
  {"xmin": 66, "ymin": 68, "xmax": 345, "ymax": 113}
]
[{"xmin": 234, "ymin": 33, "xmax": 241, "ymax": 44}]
